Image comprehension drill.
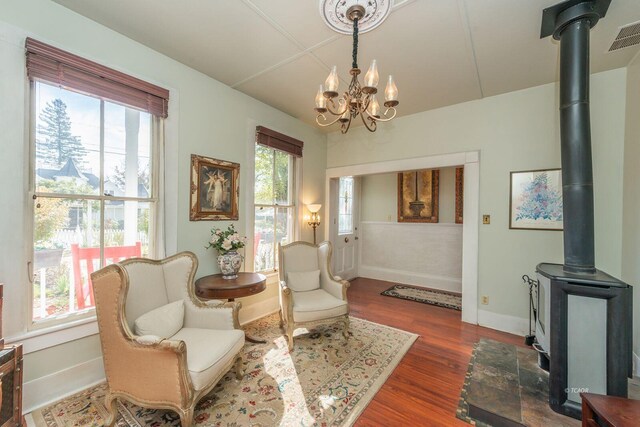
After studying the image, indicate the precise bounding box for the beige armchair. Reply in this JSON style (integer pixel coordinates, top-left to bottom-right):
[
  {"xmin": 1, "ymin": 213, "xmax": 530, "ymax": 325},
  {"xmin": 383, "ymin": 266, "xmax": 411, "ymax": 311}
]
[
  {"xmin": 91, "ymin": 252, "xmax": 244, "ymax": 426},
  {"xmin": 278, "ymin": 241, "xmax": 350, "ymax": 351}
]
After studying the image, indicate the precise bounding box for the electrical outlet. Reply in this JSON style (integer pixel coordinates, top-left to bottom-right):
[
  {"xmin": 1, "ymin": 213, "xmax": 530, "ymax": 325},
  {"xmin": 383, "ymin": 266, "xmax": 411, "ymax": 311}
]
[
  {"xmin": 481, "ymin": 296, "xmax": 489, "ymax": 305},
  {"xmin": 387, "ymin": 215, "xmax": 392, "ymax": 221},
  {"xmin": 483, "ymin": 215, "xmax": 491, "ymax": 224}
]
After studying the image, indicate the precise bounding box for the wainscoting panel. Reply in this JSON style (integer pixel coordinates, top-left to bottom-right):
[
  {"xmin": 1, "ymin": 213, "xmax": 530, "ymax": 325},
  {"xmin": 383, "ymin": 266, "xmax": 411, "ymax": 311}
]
[{"xmin": 358, "ymin": 221, "xmax": 463, "ymax": 292}]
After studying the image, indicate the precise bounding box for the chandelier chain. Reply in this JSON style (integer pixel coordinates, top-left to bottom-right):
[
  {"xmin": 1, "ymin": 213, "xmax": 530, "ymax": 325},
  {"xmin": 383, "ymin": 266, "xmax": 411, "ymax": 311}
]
[{"xmin": 352, "ymin": 17, "xmax": 359, "ymax": 69}]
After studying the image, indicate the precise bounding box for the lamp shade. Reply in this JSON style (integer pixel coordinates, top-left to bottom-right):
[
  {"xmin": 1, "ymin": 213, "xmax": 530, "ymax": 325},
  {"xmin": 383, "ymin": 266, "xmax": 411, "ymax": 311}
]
[{"xmin": 307, "ymin": 204, "xmax": 322, "ymax": 213}]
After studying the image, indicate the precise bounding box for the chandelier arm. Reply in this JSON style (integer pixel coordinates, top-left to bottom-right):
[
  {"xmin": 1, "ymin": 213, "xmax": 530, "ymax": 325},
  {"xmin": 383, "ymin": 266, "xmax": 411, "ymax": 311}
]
[
  {"xmin": 325, "ymin": 97, "xmax": 349, "ymax": 116},
  {"xmin": 359, "ymin": 94, "xmax": 371, "ymax": 114},
  {"xmin": 360, "ymin": 108, "xmax": 377, "ymax": 132},
  {"xmin": 316, "ymin": 113, "xmax": 347, "ymax": 127},
  {"xmin": 341, "ymin": 113, "xmax": 353, "ymax": 134},
  {"xmin": 370, "ymin": 107, "xmax": 398, "ymax": 123}
]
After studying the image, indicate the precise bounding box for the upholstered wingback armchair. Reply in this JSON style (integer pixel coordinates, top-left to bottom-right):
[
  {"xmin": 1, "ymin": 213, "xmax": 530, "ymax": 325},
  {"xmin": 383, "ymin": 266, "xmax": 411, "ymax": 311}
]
[
  {"xmin": 278, "ymin": 241, "xmax": 350, "ymax": 351},
  {"xmin": 91, "ymin": 252, "xmax": 244, "ymax": 426}
]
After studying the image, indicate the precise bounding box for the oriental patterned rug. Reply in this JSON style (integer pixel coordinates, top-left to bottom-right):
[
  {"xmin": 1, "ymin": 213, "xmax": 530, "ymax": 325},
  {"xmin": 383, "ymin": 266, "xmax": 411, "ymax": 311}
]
[
  {"xmin": 30, "ymin": 313, "xmax": 417, "ymax": 427},
  {"xmin": 381, "ymin": 284, "xmax": 462, "ymax": 310}
]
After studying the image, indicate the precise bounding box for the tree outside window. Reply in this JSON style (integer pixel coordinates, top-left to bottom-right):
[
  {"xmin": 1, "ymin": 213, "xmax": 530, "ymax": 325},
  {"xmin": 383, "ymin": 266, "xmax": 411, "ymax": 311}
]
[
  {"xmin": 32, "ymin": 82, "xmax": 155, "ymax": 322},
  {"xmin": 254, "ymin": 145, "xmax": 295, "ymax": 272}
]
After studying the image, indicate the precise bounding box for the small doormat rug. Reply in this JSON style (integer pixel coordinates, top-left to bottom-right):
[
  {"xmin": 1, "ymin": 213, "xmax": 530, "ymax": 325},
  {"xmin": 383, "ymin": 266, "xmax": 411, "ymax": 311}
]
[
  {"xmin": 381, "ymin": 284, "xmax": 462, "ymax": 310},
  {"xmin": 31, "ymin": 313, "xmax": 417, "ymax": 427},
  {"xmin": 456, "ymin": 338, "xmax": 579, "ymax": 427}
]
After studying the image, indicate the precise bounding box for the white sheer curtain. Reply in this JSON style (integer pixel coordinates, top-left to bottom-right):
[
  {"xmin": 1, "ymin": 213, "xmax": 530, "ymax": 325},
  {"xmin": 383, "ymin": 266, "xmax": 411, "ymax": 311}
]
[{"xmin": 152, "ymin": 115, "xmax": 166, "ymax": 258}]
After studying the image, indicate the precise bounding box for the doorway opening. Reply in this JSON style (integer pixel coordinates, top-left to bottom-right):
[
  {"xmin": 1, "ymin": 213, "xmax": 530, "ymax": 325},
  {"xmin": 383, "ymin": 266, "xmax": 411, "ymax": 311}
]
[{"xmin": 325, "ymin": 151, "xmax": 479, "ymax": 325}]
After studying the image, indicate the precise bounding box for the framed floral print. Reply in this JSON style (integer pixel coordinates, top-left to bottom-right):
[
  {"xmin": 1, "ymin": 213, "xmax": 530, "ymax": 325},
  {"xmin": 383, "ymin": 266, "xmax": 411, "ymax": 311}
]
[
  {"xmin": 509, "ymin": 168, "xmax": 563, "ymax": 230},
  {"xmin": 190, "ymin": 154, "xmax": 239, "ymax": 221}
]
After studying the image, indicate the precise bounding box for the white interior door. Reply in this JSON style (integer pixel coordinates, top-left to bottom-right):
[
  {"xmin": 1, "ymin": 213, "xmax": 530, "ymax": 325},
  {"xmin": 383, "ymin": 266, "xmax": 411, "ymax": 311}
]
[{"xmin": 331, "ymin": 176, "xmax": 359, "ymax": 280}]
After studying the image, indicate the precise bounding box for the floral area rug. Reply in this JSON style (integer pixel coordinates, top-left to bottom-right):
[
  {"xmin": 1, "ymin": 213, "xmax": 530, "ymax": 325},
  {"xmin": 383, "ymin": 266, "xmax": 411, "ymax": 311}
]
[
  {"xmin": 31, "ymin": 313, "xmax": 417, "ymax": 426},
  {"xmin": 381, "ymin": 284, "xmax": 462, "ymax": 310}
]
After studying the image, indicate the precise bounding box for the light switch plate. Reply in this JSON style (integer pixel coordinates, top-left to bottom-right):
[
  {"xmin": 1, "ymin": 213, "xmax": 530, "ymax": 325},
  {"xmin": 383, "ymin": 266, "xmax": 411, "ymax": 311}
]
[{"xmin": 483, "ymin": 215, "xmax": 490, "ymax": 224}]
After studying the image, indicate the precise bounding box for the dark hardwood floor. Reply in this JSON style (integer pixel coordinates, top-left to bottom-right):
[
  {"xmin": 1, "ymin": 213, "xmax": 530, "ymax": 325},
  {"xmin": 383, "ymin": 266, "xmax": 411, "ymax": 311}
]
[{"xmin": 348, "ymin": 277, "xmax": 524, "ymax": 427}]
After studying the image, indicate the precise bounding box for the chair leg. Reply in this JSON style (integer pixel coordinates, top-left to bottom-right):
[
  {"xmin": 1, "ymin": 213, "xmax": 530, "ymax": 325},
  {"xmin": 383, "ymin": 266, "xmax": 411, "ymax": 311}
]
[
  {"xmin": 235, "ymin": 356, "xmax": 244, "ymax": 380},
  {"xmin": 342, "ymin": 317, "xmax": 350, "ymax": 340},
  {"xmin": 180, "ymin": 407, "xmax": 195, "ymax": 427},
  {"xmin": 278, "ymin": 309, "xmax": 284, "ymax": 329},
  {"xmin": 286, "ymin": 321, "xmax": 294, "ymax": 351},
  {"xmin": 104, "ymin": 393, "xmax": 118, "ymax": 427}
]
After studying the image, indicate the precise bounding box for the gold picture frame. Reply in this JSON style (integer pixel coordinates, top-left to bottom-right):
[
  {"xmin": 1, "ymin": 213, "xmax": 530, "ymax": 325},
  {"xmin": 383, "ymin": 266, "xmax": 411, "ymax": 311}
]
[
  {"xmin": 397, "ymin": 169, "xmax": 439, "ymax": 223},
  {"xmin": 190, "ymin": 154, "xmax": 239, "ymax": 221},
  {"xmin": 455, "ymin": 167, "xmax": 464, "ymax": 224}
]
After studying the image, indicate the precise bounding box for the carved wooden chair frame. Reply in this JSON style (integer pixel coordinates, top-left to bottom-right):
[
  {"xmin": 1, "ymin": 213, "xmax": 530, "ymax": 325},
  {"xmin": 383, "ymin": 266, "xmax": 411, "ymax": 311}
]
[
  {"xmin": 277, "ymin": 241, "xmax": 350, "ymax": 351},
  {"xmin": 91, "ymin": 251, "xmax": 243, "ymax": 426}
]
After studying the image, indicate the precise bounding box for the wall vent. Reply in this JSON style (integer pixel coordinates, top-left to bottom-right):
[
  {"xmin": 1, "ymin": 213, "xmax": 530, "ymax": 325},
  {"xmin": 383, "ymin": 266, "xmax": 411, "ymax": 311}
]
[{"xmin": 608, "ymin": 21, "xmax": 640, "ymax": 52}]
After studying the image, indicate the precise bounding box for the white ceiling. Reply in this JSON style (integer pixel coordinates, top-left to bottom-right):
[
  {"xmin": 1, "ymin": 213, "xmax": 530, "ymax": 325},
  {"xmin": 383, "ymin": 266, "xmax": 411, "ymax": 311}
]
[{"xmin": 53, "ymin": 0, "xmax": 640, "ymax": 131}]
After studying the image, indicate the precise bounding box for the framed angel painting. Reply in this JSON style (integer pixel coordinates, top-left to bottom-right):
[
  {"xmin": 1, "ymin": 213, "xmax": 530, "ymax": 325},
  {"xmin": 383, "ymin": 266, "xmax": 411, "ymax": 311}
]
[{"xmin": 190, "ymin": 154, "xmax": 239, "ymax": 221}]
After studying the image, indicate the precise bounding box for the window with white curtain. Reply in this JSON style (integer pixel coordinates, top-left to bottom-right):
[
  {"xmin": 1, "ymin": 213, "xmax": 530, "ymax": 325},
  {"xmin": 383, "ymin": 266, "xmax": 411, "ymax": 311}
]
[{"xmin": 27, "ymin": 38, "xmax": 168, "ymax": 326}]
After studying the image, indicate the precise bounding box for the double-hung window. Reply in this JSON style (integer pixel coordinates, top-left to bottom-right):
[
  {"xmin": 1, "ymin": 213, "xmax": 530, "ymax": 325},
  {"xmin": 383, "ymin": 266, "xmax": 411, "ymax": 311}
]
[
  {"xmin": 27, "ymin": 38, "xmax": 169, "ymax": 325},
  {"xmin": 253, "ymin": 127, "xmax": 303, "ymax": 273}
]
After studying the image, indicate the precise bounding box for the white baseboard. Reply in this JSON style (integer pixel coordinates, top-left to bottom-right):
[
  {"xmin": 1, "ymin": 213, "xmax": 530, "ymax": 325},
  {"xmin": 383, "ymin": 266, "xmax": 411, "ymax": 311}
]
[
  {"xmin": 239, "ymin": 296, "xmax": 279, "ymax": 325},
  {"xmin": 24, "ymin": 297, "xmax": 280, "ymax": 415},
  {"xmin": 477, "ymin": 309, "xmax": 528, "ymax": 337},
  {"xmin": 23, "ymin": 356, "xmax": 106, "ymax": 414},
  {"xmin": 359, "ymin": 264, "xmax": 462, "ymax": 293}
]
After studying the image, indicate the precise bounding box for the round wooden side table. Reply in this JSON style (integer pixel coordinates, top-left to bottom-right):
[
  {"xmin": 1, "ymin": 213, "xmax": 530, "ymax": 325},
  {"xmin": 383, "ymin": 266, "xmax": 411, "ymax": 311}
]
[{"xmin": 195, "ymin": 272, "xmax": 267, "ymax": 344}]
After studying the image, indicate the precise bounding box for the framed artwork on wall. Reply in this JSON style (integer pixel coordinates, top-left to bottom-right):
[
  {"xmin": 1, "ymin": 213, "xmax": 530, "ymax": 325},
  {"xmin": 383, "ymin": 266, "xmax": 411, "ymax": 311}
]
[
  {"xmin": 455, "ymin": 167, "xmax": 464, "ymax": 224},
  {"xmin": 397, "ymin": 169, "xmax": 439, "ymax": 223},
  {"xmin": 190, "ymin": 154, "xmax": 239, "ymax": 221},
  {"xmin": 509, "ymin": 168, "xmax": 563, "ymax": 230}
]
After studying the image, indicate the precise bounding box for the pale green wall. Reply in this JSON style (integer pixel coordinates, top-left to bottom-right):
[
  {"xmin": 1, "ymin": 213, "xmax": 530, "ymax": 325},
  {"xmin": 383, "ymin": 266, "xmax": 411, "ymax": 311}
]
[
  {"xmin": 360, "ymin": 173, "xmax": 396, "ymax": 222},
  {"xmin": 438, "ymin": 167, "xmax": 456, "ymax": 223},
  {"xmin": 360, "ymin": 167, "xmax": 457, "ymax": 223},
  {"xmin": 328, "ymin": 69, "xmax": 627, "ymax": 320},
  {"xmin": 0, "ymin": 0, "xmax": 326, "ymax": 386},
  {"xmin": 622, "ymin": 55, "xmax": 640, "ymax": 359}
]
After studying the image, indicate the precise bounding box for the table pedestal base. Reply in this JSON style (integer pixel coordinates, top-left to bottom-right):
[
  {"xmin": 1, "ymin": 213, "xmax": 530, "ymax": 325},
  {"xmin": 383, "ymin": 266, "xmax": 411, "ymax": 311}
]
[{"xmin": 245, "ymin": 335, "xmax": 267, "ymax": 344}]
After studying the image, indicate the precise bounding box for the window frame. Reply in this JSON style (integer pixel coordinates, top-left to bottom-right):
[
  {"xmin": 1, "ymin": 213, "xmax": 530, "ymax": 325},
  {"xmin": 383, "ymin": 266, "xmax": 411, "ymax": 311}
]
[
  {"xmin": 27, "ymin": 80, "xmax": 159, "ymax": 330},
  {"xmin": 245, "ymin": 138, "xmax": 303, "ymax": 274},
  {"xmin": 338, "ymin": 176, "xmax": 355, "ymax": 236}
]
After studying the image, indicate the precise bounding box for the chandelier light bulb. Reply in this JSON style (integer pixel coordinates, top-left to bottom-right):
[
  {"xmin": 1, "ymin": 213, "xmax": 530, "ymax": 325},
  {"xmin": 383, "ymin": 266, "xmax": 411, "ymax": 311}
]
[
  {"xmin": 368, "ymin": 95, "xmax": 380, "ymax": 117},
  {"xmin": 385, "ymin": 75, "xmax": 398, "ymax": 102},
  {"xmin": 364, "ymin": 59, "xmax": 379, "ymax": 88},
  {"xmin": 325, "ymin": 66, "xmax": 339, "ymax": 93},
  {"xmin": 315, "ymin": 85, "xmax": 326, "ymax": 109}
]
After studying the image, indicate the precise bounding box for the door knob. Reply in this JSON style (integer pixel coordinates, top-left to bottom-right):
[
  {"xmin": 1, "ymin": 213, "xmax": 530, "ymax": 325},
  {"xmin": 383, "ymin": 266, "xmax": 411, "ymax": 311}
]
[
  {"xmin": 355, "ymin": 236, "xmax": 359, "ymax": 240},
  {"xmin": 344, "ymin": 237, "xmax": 349, "ymax": 243}
]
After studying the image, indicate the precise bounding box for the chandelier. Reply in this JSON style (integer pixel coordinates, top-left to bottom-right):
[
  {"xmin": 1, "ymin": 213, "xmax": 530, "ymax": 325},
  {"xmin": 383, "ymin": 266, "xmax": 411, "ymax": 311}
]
[{"xmin": 315, "ymin": 2, "xmax": 399, "ymax": 134}]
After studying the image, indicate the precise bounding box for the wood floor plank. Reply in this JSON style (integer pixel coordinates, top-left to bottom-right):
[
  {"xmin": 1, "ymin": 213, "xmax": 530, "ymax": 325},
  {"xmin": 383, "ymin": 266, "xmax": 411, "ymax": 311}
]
[{"xmin": 349, "ymin": 277, "xmax": 524, "ymax": 426}]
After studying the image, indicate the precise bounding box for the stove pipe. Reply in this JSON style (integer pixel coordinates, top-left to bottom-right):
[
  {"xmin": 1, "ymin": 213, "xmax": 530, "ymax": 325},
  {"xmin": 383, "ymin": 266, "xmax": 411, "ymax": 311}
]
[{"xmin": 541, "ymin": 0, "xmax": 610, "ymax": 275}]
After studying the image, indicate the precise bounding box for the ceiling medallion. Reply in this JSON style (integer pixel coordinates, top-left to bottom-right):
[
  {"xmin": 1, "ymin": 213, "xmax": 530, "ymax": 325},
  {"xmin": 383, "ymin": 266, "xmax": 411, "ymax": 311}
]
[
  {"xmin": 320, "ymin": 0, "xmax": 393, "ymax": 34},
  {"xmin": 315, "ymin": 1, "xmax": 398, "ymax": 134}
]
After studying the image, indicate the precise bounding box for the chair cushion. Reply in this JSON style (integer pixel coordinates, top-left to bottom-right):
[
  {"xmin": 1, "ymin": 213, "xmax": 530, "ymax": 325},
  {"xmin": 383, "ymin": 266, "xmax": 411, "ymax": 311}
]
[
  {"xmin": 170, "ymin": 328, "xmax": 244, "ymax": 390},
  {"xmin": 292, "ymin": 289, "xmax": 348, "ymax": 323},
  {"xmin": 134, "ymin": 300, "xmax": 184, "ymax": 338},
  {"xmin": 287, "ymin": 270, "xmax": 320, "ymax": 292}
]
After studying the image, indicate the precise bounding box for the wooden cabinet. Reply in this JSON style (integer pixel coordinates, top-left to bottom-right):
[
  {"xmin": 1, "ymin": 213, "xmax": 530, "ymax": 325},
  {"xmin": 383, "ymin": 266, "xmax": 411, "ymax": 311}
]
[
  {"xmin": 0, "ymin": 346, "xmax": 23, "ymax": 427},
  {"xmin": 581, "ymin": 393, "xmax": 640, "ymax": 427},
  {"xmin": 0, "ymin": 285, "xmax": 23, "ymax": 426}
]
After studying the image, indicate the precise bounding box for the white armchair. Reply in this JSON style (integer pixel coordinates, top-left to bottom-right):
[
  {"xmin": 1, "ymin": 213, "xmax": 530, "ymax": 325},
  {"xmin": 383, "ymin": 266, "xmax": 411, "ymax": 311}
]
[
  {"xmin": 91, "ymin": 251, "xmax": 244, "ymax": 426},
  {"xmin": 278, "ymin": 241, "xmax": 350, "ymax": 351}
]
